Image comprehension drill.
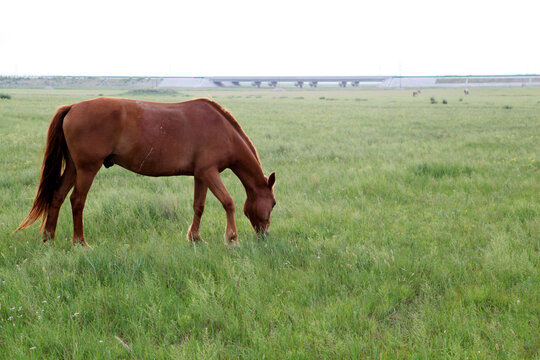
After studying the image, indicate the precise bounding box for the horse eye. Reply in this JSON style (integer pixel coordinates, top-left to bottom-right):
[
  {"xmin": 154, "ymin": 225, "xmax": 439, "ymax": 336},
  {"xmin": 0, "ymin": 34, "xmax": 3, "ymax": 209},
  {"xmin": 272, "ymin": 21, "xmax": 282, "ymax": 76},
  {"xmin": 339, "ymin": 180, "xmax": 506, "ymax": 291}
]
[{"xmin": 272, "ymin": 201, "xmax": 276, "ymax": 207}]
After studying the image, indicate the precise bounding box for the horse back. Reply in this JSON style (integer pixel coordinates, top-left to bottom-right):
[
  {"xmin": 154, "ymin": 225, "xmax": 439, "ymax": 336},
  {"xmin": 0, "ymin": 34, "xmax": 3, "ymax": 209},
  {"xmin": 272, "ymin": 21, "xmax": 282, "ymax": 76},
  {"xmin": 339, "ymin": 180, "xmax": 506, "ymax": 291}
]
[{"xmin": 63, "ymin": 97, "xmax": 242, "ymax": 176}]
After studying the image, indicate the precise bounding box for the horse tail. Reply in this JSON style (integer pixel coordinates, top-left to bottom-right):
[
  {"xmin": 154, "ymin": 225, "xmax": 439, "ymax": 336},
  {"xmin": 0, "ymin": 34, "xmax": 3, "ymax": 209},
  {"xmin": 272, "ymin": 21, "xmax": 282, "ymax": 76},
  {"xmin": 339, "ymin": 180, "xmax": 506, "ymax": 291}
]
[{"xmin": 16, "ymin": 105, "xmax": 72, "ymax": 232}]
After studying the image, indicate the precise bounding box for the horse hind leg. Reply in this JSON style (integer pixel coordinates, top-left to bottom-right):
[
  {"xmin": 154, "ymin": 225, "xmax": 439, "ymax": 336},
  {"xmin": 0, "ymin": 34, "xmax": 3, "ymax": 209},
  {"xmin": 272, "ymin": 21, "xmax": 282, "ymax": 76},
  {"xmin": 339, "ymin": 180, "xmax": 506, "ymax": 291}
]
[
  {"xmin": 42, "ymin": 158, "xmax": 76, "ymax": 243},
  {"xmin": 70, "ymin": 163, "xmax": 101, "ymax": 246}
]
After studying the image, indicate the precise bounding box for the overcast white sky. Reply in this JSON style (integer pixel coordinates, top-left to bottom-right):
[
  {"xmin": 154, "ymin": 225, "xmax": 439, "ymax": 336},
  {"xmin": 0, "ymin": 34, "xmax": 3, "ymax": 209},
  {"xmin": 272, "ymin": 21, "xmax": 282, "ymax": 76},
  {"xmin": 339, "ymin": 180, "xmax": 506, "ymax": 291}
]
[{"xmin": 1, "ymin": 0, "xmax": 538, "ymax": 77}]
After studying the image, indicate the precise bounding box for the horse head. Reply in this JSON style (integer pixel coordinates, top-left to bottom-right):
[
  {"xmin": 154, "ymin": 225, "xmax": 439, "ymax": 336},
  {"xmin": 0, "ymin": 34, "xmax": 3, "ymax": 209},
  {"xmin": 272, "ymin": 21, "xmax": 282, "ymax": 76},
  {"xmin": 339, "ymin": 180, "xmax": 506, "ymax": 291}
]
[{"xmin": 244, "ymin": 172, "xmax": 276, "ymax": 235}]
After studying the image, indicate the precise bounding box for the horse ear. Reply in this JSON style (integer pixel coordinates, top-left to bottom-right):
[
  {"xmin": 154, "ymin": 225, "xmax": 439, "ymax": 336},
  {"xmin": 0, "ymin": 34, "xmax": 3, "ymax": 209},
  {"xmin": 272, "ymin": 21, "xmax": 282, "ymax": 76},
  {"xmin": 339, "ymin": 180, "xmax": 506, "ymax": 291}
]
[{"xmin": 268, "ymin": 172, "xmax": 276, "ymax": 188}]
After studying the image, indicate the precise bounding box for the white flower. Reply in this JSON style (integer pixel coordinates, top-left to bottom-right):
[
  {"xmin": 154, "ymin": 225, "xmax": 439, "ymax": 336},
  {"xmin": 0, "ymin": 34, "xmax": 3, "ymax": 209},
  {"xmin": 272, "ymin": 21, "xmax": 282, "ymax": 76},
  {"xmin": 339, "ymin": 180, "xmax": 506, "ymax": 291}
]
[
  {"xmin": 42, "ymin": 300, "xmax": 47, "ymax": 303},
  {"xmin": 30, "ymin": 347, "xmax": 36, "ymax": 350}
]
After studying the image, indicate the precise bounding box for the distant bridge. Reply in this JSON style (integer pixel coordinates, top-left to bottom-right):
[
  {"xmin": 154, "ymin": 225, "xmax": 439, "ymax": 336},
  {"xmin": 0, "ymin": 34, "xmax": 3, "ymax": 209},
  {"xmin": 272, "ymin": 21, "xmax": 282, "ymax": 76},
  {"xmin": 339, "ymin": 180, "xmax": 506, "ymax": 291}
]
[{"xmin": 206, "ymin": 76, "xmax": 391, "ymax": 88}]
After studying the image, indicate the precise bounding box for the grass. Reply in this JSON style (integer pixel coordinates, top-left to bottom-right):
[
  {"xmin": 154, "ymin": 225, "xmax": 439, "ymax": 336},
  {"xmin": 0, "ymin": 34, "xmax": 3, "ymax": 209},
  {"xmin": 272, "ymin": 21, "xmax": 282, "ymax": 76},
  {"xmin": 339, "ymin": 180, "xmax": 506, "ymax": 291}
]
[{"xmin": 0, "ymin": 87, "xmax": 539, "ymax": 359}]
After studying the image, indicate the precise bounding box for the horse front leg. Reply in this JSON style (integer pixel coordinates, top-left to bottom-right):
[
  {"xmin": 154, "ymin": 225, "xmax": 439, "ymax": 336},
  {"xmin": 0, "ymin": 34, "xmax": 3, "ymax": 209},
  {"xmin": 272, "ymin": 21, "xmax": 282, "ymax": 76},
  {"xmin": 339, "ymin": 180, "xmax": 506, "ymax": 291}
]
[
  {"xmin": 187, "ymin": 176, "xmax": 208, "ymax": 243},
  {"xmin": 197, "ymin": 169, "xmax": 238, "ymax": 245}
]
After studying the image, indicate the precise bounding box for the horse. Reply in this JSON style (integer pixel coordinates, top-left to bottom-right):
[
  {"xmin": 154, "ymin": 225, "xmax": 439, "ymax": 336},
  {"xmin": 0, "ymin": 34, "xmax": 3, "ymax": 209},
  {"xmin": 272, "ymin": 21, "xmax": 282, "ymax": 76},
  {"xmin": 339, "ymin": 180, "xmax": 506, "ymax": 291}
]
[
  {"xmin": 412, "ymin": 90, "xmax": 422, "ymax": 97},
  {"xmin": 464, "ymin": 88, "xmax": 469, "ymax": 95},
  {"xmin": 16, "ymin": 97, "xmax": 277, "ymax": 246}
]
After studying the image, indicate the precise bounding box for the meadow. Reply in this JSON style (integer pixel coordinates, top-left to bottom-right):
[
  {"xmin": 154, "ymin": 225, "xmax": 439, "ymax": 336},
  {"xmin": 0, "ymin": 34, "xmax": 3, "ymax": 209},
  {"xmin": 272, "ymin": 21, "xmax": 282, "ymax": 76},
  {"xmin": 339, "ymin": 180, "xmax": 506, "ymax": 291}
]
[{"xmin": 0, "ymin": 86, "xmax": 538, "ymax": 359}]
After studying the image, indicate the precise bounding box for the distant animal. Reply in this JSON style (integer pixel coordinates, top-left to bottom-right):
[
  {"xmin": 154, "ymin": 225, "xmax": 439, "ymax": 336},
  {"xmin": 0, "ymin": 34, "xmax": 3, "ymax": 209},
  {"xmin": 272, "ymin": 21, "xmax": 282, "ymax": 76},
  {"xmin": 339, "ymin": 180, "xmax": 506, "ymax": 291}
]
[
  {"xmin": 464, "ymin": 88, "xmax": 469, "ymax": 95},
  {"xmin": 16, "ymin": 98, "xmax": 277, "ymax": 246},
  {"xmin": 413, "ymin": 90, "xmax": 422, "ymax": 96}
]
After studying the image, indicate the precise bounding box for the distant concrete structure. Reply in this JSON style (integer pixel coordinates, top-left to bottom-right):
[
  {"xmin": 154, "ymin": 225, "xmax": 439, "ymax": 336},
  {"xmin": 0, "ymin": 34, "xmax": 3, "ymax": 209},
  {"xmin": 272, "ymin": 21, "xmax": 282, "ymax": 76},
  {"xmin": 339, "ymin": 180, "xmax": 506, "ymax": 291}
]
[{"xmin": 206, "ymin": 76, "xmax": 389, "ymax": 88}]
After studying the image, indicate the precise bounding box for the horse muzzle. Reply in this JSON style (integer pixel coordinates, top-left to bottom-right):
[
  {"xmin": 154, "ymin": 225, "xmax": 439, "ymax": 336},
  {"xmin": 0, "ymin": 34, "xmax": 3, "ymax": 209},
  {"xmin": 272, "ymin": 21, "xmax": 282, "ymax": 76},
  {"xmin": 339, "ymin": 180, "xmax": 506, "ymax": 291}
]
[{"xmin": 256, "ymin": 226, "xmax": 269, "ymax": 237}]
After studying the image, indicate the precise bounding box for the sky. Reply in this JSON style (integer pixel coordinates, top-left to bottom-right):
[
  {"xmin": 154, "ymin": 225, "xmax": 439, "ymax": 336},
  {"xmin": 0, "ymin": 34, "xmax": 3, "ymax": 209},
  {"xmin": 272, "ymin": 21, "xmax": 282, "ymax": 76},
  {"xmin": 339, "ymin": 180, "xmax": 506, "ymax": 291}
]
[{"xmin": 1, "ymin": 0, "xmax": 539, "ymax": 77}]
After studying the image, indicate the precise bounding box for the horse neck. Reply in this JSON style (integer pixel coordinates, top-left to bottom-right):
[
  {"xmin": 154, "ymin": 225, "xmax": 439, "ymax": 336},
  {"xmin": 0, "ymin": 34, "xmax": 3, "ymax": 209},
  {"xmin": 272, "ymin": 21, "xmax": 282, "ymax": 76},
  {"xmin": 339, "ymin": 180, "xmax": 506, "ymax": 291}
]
[{"xmin": 231, "ymin": 148, "xmax": 267, "ymax": 199}]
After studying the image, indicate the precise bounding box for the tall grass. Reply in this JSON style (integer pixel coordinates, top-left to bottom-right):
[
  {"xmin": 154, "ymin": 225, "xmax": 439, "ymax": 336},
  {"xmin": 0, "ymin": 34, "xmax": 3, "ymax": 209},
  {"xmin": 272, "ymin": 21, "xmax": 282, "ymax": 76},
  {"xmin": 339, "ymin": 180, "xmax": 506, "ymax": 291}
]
[{"xmin": 0, "ymin": 87, "xmax": 538, "ymax": 358}]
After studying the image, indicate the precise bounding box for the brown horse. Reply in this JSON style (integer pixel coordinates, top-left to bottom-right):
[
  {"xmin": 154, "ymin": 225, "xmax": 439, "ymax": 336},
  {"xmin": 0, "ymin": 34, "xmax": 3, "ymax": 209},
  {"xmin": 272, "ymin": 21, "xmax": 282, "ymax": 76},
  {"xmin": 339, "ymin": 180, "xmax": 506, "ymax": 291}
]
[{"xmin": 16, "ymin": 98, "xmax": 276, "ymax": 246}]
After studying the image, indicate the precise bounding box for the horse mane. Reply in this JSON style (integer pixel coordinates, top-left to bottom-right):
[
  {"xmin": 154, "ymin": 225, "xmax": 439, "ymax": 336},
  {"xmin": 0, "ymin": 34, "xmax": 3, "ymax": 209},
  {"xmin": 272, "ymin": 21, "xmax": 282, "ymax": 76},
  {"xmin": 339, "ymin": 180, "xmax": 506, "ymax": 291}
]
[{"xmin": 197, "ymin": 98, "xmax": 261, "ymax": 165}]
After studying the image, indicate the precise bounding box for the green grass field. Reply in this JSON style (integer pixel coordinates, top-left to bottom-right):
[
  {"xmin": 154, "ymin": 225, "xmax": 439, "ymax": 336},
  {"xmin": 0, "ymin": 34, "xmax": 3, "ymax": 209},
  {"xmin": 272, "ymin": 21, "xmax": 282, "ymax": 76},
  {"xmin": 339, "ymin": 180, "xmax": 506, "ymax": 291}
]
[{"xmin": 0, "ymin": 87, "xmax": 538, "ymax": 359}]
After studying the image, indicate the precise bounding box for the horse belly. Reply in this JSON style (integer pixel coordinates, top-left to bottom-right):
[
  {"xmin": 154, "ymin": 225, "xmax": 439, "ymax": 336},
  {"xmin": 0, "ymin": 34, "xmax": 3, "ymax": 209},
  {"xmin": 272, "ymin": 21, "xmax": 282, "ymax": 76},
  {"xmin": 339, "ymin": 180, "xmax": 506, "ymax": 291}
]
[{"xmin": 112, "ymin": 141, "xmax": 196, "ymax": 177}]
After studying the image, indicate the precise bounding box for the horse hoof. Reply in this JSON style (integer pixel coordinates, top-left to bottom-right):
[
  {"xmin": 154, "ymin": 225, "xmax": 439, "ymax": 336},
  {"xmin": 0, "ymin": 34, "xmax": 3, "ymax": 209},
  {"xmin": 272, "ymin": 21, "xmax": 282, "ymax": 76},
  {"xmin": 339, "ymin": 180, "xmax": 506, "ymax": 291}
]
[
  {"xmin": 187, "ymin": 229, "xmax": 206, "ymax": 243},
  {"xmin": 42, "ymin": 231, "xmax": 54, "ymax": 244},
  {"xmin": 188, "ymin": 236, "xmax": 206, "ymax": 244},
  {"xmin": 226, "ymin": 240, "xmax": 240, "ymax": 248},
  {"xmin": 73, "ymin": 237, "xmax": 92, "ymax": 249},
  {"xmin": 224, "ymin": 233, "xmax": 239, "ymax": 246}
]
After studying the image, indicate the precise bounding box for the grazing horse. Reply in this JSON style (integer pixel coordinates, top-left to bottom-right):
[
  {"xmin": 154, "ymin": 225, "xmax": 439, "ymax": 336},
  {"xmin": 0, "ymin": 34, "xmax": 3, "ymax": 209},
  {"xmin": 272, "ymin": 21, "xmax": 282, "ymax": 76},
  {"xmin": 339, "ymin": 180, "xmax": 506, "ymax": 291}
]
[
  {"xmin": 464, "ymin": 88, "xmax": 469, "ymax": 95},
  {"xmin": 16, "ymin": 98, "xmax": 277, "ymax": 246},
  {"xmin": 412, "ymin": 90, "xmax": 422, "ymax": 97}
]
